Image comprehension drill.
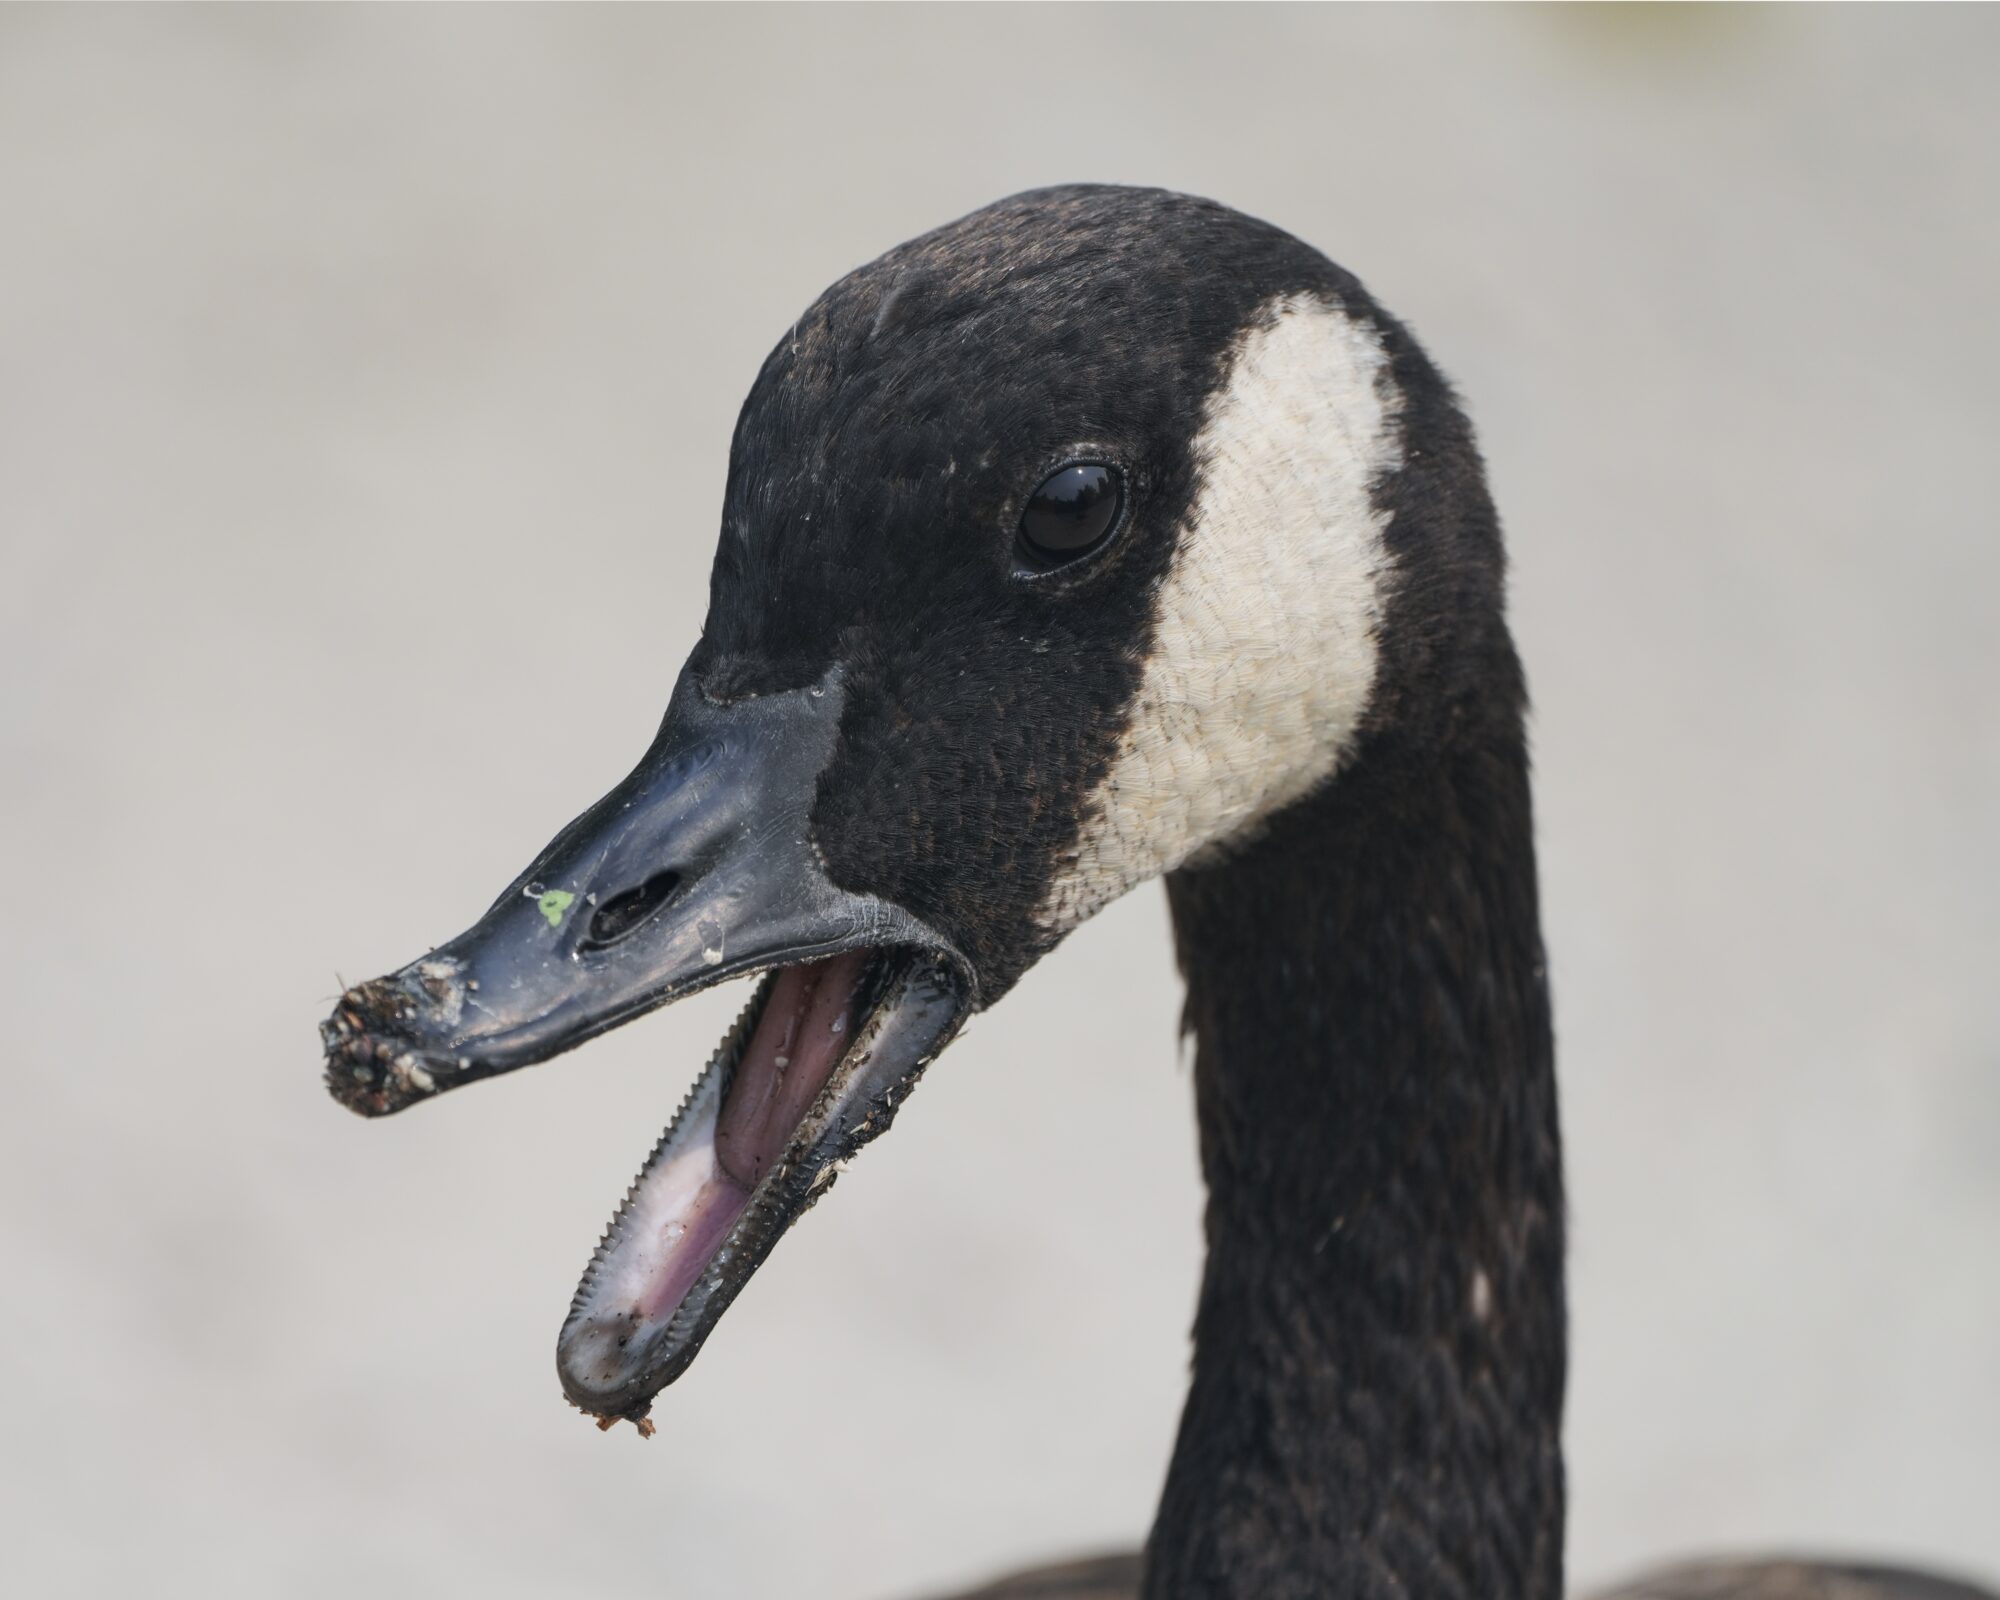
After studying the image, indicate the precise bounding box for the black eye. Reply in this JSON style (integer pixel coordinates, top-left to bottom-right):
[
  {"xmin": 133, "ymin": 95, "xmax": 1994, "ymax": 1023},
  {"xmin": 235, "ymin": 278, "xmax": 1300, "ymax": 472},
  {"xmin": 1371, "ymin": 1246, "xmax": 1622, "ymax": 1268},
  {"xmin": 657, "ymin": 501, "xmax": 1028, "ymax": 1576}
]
[{"xmin": 1017, "ymin": 463, "xmax": 1123, "ymax": 569}]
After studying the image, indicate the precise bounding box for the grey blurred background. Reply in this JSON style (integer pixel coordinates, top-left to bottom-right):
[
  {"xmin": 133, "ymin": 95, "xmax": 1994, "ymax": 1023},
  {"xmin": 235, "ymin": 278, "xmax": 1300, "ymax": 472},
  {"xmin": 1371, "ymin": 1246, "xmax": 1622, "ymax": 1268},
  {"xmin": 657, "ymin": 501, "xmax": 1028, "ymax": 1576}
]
[{"xmin": 2, "ymin": 5, "xmax": 1995, "ymax": 1597}]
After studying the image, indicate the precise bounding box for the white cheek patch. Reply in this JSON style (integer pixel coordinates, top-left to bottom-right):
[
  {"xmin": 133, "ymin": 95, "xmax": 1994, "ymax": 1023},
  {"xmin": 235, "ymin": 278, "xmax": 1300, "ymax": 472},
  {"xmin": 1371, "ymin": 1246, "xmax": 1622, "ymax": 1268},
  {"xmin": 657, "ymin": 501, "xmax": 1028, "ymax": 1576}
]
[{"xmin": 1037, "ymin": 292, "xmax": 1403, "ymax": 935}]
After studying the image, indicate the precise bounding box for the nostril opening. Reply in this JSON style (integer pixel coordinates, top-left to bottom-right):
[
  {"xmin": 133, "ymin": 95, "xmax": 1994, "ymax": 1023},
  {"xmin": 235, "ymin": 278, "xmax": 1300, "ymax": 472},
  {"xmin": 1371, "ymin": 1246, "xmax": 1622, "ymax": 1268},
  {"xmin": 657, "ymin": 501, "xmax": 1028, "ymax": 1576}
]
[{"xmin": 583, "ymin": 871, "xmax": 683, "ymax": 950}]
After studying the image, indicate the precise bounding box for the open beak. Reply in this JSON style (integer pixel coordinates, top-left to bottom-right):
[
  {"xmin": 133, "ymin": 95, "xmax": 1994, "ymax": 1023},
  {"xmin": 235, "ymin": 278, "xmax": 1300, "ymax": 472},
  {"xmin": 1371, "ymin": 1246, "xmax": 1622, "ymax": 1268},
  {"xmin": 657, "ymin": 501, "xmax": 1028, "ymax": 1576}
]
[{"xmin": 320, "ymin": 669, "xmax": 974, "ymax": 1427}]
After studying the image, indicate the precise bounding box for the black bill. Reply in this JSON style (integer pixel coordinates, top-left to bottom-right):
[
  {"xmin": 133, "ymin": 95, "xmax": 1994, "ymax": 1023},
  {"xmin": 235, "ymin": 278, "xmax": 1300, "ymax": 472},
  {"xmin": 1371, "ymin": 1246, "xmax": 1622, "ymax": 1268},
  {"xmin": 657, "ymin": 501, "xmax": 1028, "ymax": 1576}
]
[{"xmin": 320, "ymin": 670, "xmax": 974, "ymax": 1426}]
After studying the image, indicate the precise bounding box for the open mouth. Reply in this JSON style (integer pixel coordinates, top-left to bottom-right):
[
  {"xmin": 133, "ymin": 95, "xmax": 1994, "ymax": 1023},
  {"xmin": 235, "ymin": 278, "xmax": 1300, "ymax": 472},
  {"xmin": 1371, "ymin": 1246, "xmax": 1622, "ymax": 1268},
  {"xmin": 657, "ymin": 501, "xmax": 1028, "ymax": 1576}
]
[
  {"xmin": 320, "ymin": 671, "xmax": 975, "ymax": 1429},
  {"xmin": 556, "ymin": 944, "xmax": 966, "ymax": 1425},
  {"xmin": 323, "ymin": 939, "xmax": 968, "ymax": 1430}
]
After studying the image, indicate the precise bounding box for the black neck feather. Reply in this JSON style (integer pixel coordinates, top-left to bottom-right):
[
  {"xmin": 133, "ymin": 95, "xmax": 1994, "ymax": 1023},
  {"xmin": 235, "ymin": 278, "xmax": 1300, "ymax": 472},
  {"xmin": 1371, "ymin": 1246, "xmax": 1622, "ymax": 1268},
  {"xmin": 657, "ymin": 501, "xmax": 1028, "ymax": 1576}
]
[{"xmin": 1145, "ymin": 675, "xmax": 1565, "ymax": 1600}]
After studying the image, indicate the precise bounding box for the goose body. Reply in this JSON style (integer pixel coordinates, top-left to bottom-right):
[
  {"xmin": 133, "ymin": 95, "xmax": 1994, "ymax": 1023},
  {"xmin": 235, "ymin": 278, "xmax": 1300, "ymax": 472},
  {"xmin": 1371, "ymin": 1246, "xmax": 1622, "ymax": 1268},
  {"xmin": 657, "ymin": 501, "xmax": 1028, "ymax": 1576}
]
[
  {"xmin": 322, "ymin": 186, "xmax": 1993, "ymax": 1600},
  {"xmin": 941, "ymin": 1557, "xmax": 2000, "ymax": 1600}
]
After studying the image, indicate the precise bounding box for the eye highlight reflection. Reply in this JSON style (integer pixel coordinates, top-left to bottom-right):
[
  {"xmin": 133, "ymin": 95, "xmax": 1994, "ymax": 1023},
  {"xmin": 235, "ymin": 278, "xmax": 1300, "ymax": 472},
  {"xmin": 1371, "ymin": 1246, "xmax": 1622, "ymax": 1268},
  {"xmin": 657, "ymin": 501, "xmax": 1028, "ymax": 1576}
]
[{"xmin": 1016, "ymin": 462, "xmax": 1124, "ymax": 571}]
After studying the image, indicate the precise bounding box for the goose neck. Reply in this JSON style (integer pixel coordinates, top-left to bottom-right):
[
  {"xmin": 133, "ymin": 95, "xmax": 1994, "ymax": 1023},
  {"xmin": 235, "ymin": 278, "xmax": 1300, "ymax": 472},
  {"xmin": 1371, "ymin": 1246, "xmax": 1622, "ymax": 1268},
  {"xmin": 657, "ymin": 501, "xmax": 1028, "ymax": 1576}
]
[{"xmin": 1147, "ymin": 709, "xmax": 1565, "ymax": 1600}]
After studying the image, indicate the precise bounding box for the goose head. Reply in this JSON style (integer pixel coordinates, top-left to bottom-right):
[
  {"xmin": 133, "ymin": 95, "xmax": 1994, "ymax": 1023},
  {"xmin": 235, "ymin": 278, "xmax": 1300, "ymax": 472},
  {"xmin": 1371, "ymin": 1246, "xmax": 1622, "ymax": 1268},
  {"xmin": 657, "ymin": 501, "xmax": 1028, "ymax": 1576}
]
[{"xmin": 322, "ymin": 184, "xmax": 1463, "ymax": 1427}]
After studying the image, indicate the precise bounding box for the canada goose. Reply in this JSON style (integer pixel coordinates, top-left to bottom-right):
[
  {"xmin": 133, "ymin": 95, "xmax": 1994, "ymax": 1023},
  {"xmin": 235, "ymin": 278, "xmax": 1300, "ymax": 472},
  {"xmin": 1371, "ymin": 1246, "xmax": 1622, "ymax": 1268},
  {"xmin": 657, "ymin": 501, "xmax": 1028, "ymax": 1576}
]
[{"xmin": 321, "ymin": 186, "xmax": 1992, "ymax": 1600}]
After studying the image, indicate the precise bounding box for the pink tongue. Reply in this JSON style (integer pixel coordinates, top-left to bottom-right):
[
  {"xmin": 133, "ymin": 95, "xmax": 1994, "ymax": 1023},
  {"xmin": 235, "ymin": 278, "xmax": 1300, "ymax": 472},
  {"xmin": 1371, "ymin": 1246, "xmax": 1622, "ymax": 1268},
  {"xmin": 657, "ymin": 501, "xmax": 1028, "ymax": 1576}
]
[{"xmin": 714, "ymin": 951, "xmax": 869, "ymax": 1189}]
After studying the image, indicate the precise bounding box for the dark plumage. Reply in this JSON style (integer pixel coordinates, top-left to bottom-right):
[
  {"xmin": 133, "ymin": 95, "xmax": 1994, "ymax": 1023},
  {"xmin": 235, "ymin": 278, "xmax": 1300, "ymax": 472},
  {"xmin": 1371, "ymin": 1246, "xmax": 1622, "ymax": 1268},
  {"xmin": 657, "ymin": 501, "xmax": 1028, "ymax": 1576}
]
[
  {"xmin": 699, "ymin": 185, "xmax": 1377, "ymax": 994},
  {"xmin": 930, "ymin": 1557, "xmax": 2000, "ymax": 1600},
  {"xmin": 326, "ymin": 185, "xmax": 1993, "ymax": 1600}
]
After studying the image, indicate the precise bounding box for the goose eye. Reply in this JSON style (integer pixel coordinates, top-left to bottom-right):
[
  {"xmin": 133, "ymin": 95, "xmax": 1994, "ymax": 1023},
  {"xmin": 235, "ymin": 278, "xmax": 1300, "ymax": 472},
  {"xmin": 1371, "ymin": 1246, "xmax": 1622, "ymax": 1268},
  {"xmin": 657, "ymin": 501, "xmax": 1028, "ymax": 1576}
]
[{"xmin": 1017, "ymin": 463, "xmax": 1123, "ymax": 569}]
